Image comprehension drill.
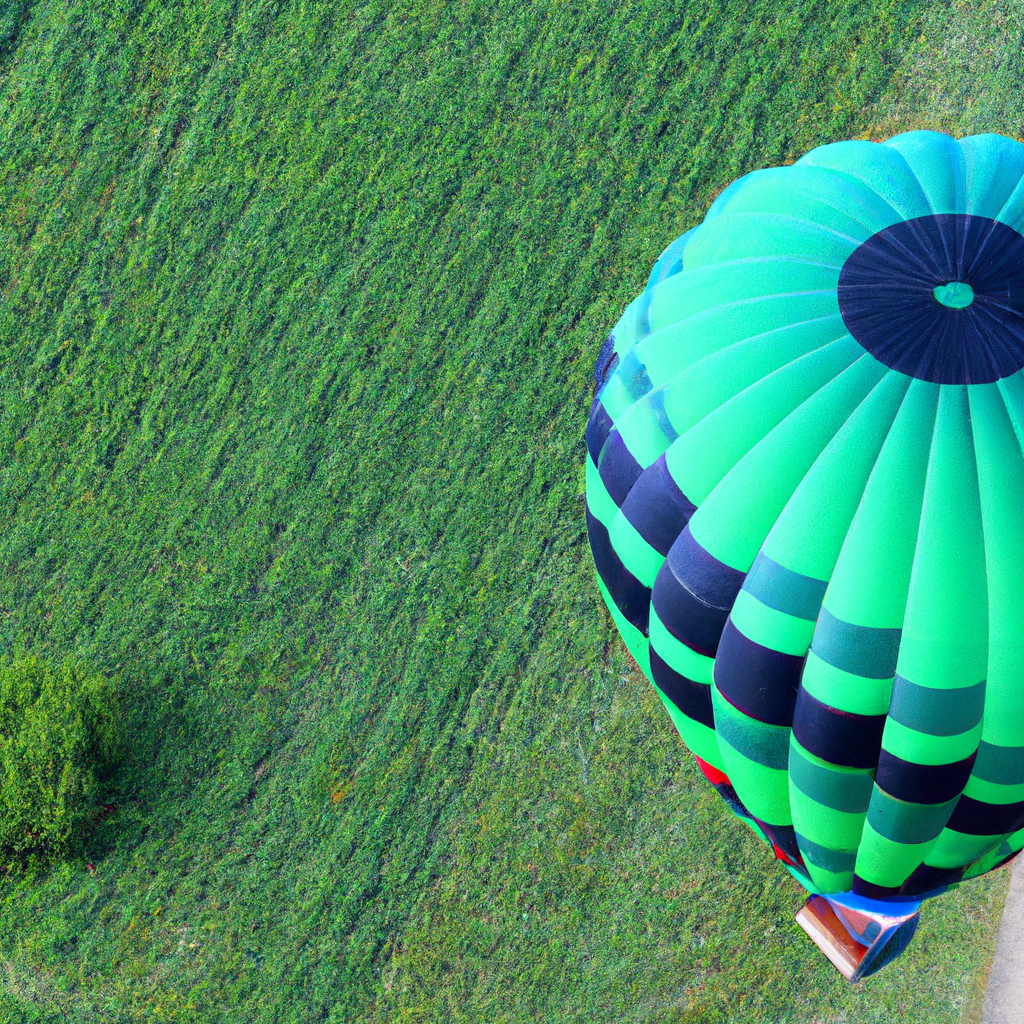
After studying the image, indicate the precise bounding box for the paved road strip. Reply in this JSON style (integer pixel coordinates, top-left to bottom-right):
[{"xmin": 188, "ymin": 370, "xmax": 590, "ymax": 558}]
[{"xmin": 982, "ymin": 859, "xmax": 1024, "ymax": 1024}]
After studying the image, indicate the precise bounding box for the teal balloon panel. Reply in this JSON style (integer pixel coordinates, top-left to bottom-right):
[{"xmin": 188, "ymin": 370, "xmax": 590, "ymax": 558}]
[{"xmin": 585, "ymin": 132, "xmax": 1024, "ymax": 904}]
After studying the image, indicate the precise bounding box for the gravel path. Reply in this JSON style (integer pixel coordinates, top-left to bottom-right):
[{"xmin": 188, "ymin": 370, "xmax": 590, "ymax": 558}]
[{"xmin": 982, "ymin": 859, "xmax": 1024, "ymax": 1024}]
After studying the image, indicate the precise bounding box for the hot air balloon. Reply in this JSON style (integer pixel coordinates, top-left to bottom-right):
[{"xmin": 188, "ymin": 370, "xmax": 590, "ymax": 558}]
[{"xmin": 585, "ymin": 131, "xmax": 1024, "ymax": 979}]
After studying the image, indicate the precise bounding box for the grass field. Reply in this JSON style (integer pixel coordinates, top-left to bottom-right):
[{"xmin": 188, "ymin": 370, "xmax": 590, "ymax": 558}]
[{"xmin": 0, "ymin": 0, "xmax": 1021, "ymax": 1020}]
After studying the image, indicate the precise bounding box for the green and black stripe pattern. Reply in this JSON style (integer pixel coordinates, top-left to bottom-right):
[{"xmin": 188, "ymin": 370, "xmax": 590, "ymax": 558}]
[{"xmin": 586, "ymin": 131, "xmax": 1024, "ymax": 904}]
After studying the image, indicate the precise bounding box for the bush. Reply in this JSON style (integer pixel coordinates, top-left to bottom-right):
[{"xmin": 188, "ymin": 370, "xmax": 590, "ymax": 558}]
[{"xmin": 0, "ymin": 655, "xmax": 120, "ymax": 864}]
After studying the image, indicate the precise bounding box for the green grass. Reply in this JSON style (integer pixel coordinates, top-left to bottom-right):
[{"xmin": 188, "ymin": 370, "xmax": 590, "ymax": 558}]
[{"xmin": 0, "ymin": 0, "xmax": 1020, "ymax": 1020}]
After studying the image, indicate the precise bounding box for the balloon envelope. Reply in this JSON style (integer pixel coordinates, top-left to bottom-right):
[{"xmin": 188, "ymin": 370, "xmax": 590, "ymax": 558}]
[{"xmin": 586, "ymin": 132, "xmax": 1024, "ymax": 914}]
